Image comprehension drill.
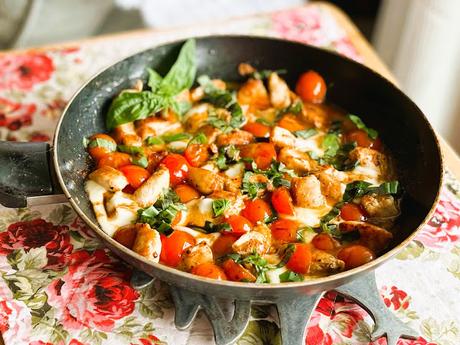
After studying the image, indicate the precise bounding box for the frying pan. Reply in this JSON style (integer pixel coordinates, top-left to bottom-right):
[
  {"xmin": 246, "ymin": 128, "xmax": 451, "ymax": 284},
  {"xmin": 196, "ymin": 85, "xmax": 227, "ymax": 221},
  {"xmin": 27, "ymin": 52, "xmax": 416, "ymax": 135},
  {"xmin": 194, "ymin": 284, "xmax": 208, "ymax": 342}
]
[{"xmin": 0, "ymin": 36, "xmax": 443, "ymax": 345}]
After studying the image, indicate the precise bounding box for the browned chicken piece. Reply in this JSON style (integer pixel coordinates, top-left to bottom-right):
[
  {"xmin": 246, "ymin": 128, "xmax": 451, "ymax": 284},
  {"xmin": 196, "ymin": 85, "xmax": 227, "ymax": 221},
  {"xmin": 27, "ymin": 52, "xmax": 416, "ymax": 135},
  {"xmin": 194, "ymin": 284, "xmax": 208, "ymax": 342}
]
[
  {"xmin": 232, "ymin": 231, "xmax": 269, "ymax": 256},
  {"xmin": 183, "ymin": 104, "xmax": 210, "ymax": 132},
  {"xmin": 197, "ymin": 124, "xmax": 222, "ymax": 144},
  {"xmin": 270, "ymin": 126, "xmax": 297, "ymax": 148},
  {"xmin": 112, "ymin": 122, "xmax": 142, "ymax": 146},
  {"xmin": 310, "ymin": 250, "xmax": 345, "ymax": 275},
  {"xmin": 315, "ymin": 166, "xmax": 346, "ymax": 202},
  {"xmin": 268, "ymin": 72, "xmax": 291, "ymax": 109},
  {"xmin": 237, "ymin": 79, "xmax": 271, "ymax": 112},
  {"xmin": 291, "ymin": 175, "xmax": 326, "ymax": 208},
  {"xmin": 361, "ymin": 194, "xmax": 399, "ymax": 218},
  {"xmin": 88, "ymin": 166, "xmax": 129, "ymax": 192},
  {"xmin": 132, "ymin": 223, "xmax": 162, "ymax": 262},
  {"xmin": 339, "ymin": 221, "xmax": 393, "ymax": 254},
  {"xmin": 222, "ymin": 175, "xmax": 242, "ymax": 193},
  {"xmin": 135, "ymin": 116, "xmax": 181, "ymax": 141},
  {"xmin": 238, "ymin": 63, "xmax": 256, "ymax": 76},
  {"xmin": 216, "ymin": 129, "xmax": 254, "ymax": 147},
  {"xmin": 208, "ymin": 190, "xmax": 245, "ymax": 216},
  {"xmin": 179, "ymin": 242, "xmax": 214, "ymax": 271},
  {"xmin": 133, "ymin": 165, "xmax": 170, "ymax": 207},
  {"xmin": 349, "ymin": 147, "xmax": 391, "ymax": 181},
  {"xmin": 253, "ymin": 223, "xmax": 273, "ymax": 252},
  {"xmin": 187, "ymin": 167, "xmax": 224, "ymax": 195},
  {"xmin": 301, "ymin": 102, "xmax": 330, "ymax": 129},
  {"xmin": 278, "ymin": 147, "xmax": 317, "ymax": 175}
]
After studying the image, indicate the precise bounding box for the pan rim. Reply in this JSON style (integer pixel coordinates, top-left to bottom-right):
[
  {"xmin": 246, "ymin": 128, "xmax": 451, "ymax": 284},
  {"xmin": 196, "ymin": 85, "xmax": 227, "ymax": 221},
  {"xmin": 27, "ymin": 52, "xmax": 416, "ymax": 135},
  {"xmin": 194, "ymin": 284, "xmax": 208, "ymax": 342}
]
[{"xmin": 53, "ymin": 34, "xmax": 444, "ymax": 291}]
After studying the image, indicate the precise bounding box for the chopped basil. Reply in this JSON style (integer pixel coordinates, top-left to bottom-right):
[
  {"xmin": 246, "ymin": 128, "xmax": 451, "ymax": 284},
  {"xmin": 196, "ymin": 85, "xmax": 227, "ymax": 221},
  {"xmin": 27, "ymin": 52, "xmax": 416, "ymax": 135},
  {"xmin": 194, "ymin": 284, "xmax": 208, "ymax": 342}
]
[
  {"xmin": 322, "ymin": 133, "xmax": 341, "ymax": 157},
  {"xmin": 87, "ymin": 137, "xmax": 117, "ymax": 151},
  {"xmin": 162, "ymin": 132, "xmax": 192, "ymax": 143},
  {"xmin": 348, "ymin": 114, "xmax": 378, "ymax": 140},
  {"xmin": 145, "ymin": 136, "xmax": 165, "ymax": 146},
  {"xmin": 368, "ymin": 181, "xmax": 399, "ymax": 195},
  {"xmin": 279, "ymin": 270, "xmax": 304, "ymax": 282},
  {"xmin": 276, "ymin": 101, "xmax": 303, "ymax": 120},
  {"xmin": 188, "ymin": 132, "xmax": 207, "ymax": 146},
  {"xmin": 202, "ymin": 221, "xmax": 232, "ymax": 234},
  {"xmin": 212, "ymin": 199, "xmax": 230, "ymax": 217},
  {"xmin": 276, "ymin": 243, "xmax": 296, "ymax": 268},
  {"xmin": 294, "ymin": 128, "xmax": 317, "ymax": 139},
  {"xmin": 242, "ymin": 171, "xmax": 267, "ymax": 199},
  {"xmin": 320, "ymin": 202, "xmax": 344, "ymax": 224},
  {"xmin": 106, "ymin": 39, "xmax": 196, "ymax": 129},
  {"xmin": 215, "ymin": 145, "xmax": 240, "ymax": 170},
  {"xmin": 343, "ymin": 181, "xmax": 373, "ymax": 202},
  {"xmin": 118, "ymin": 145, "xmax": 144, "ymax": 155},
  {"xmin": 252, "ymin": 160, "xmax": 296, "ymax": 188},
  {"xmin": 132, "ymin": 155, "xmax": 148, "ymax": 168},
  {"xmin": 137, "ymin": 189, "xmax": 186, "ymax": 234},
  {"xmin": 255, "ymin": 118, "xmax": 273, "ymax": 126},
  {"xmin": 230, "ymin": 252, "xmax": 269, "ymax": 283}
]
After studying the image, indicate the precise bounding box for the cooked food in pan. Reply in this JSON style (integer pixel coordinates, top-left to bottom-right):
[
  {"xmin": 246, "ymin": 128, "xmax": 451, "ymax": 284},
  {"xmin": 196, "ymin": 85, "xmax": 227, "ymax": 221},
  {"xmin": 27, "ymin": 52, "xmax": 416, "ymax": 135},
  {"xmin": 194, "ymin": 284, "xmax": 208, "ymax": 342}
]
[{"xmin": 84, "ymin": 39, "xmax": 400, "ymax": 283}]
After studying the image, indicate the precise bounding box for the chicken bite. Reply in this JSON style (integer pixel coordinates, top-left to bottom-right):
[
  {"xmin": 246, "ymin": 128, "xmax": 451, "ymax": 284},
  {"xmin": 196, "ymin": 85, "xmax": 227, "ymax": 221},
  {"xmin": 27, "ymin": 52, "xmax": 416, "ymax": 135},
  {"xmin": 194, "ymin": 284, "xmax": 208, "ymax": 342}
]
[{"xmin": 291, "ymin": 175, "xmax": 326, "ymax": 208}]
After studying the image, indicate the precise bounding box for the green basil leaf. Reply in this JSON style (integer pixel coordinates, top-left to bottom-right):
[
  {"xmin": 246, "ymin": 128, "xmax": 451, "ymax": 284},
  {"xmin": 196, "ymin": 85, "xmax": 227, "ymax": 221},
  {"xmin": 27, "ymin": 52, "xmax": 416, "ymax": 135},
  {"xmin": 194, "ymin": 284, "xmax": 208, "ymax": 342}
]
[
  {"xmin": 188, "ymin": 132, "xmax": 207, "ymax": 146},
  {"xmin": 118, "ymin": 145, "xmax": 144, "ymax": 155},
  {"xmin": 242, "ymin": 171, "xmax": 266, "ymax": 199},
  {"xmin": 294, "ymin": 128, "xmax": 317, "ymax": 139},
  {"xmin": 160, "ymin": 39, "xmax": 196, "ymax": 96},
  {"xmin": 368, "ymin": 181, "xmax": 400, "ymax": 195},
  {"xmin": 343, "ymin": 181, "xmax": 373, "ymax": 202},
  {"xmin": 147, "ymin": 68, "xmax": 163, "ymax": 92},
  {"xmin": 212, "ymin": 199, "xmax": 230, "ymax": 217},
  {"xmin": 162, "ymin": 132, "xmax": 192, "ymax": 143},
  {"xmin": 106, "ymin": 91, "xmax": 168, "ymax": 130},
  {"xmin": 203, "ymin": 221, "xmax": 232, "ymax": 234},
  {"xmin": 279, "ymin": 270, "xmax": 304, "ymax": 282},
  {"xmin": 145, "ymin": 136, "xmax": 165, "ymax": 146},
  {"xmin": 256, "ymin": 118, "xmax": 273, "ymax": 126},
  {"xmin": 87, "ymin": 137, "xmax": 117, "ymax": 151},
  {"xmin": 348, "ymin": 114, "xmax": 378, "ymax": 140},
  {"xmin": 132, "ymin": 155, "xmax": 148, "ymax": 168},
  {"xmin": 322, "ymin": 133, "xmax": 341, "ymax": 157},
  {"xmin": 175, "ymin": 101, "xmax": 192, "ymax": 117},
  {"xmin": 276, "ymin": 243, "xmax": 296, "ymax": 268}
]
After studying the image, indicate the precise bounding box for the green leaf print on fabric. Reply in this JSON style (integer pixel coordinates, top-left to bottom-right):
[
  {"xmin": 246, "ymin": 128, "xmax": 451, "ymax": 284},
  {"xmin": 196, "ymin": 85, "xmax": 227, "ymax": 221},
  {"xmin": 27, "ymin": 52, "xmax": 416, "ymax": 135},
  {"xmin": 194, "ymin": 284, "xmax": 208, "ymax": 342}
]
[
  {"xmin": 237, "ymin": 320, "xmax": 281, "ymax": 345},
  {"xmin": 421, "ymin": 317, "xmax": 459, "ymax": 345},
  {"xmin": 79, "ymin": 328, "xmax": 108, "ymax": 345},
  {"xmin": 0, "ymin": 208, "xmax": 41, "ymax": 231},
  {"xmin": 137, "ymin": 282, "xmax": 173, "ymax": 319},
  {"xmin": 396, "ymin": 240, "xmax": 425, "ymax": 260},
  {"xmin": 47, "ymin": 204, "xmax": 74, "ymax": 225}
]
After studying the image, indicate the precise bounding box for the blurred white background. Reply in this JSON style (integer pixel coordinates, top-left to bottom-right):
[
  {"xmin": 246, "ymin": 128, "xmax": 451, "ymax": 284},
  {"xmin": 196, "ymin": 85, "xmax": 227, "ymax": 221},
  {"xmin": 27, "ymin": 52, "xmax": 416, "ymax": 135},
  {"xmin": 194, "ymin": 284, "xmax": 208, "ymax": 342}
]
[{"xmin": 1, "ymin": 0, "xmax": 459, "ymax": 152}]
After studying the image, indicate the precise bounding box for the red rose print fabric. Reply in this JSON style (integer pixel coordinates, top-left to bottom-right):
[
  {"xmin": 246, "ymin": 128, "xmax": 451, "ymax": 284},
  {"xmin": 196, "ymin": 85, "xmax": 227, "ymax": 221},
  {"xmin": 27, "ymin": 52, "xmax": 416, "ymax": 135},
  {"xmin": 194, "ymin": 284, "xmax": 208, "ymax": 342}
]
[{"xmin": 0, "ymin": 3, "xmax": 459, "ymax": 345}]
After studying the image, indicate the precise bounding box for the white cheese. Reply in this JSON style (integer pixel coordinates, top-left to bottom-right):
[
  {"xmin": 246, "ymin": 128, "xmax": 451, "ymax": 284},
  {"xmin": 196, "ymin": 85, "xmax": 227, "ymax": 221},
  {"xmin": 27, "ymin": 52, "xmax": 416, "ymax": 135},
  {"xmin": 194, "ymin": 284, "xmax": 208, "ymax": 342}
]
[
  {"xmin": 266, "ymin": 266, "xmax": 289, "ymax": 284},
  {"xmin": 224, "ymin": 163, "xmax": 244, "ymax": 178},
  {"xmin": 285, "ymin": 205, "xmax": 332, "ymax": 228}
]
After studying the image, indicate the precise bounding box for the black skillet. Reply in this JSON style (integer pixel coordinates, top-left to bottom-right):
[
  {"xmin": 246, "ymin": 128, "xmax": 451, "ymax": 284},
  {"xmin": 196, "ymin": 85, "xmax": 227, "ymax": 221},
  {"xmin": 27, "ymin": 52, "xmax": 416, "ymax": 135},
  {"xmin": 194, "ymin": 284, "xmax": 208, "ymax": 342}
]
[{"xmin": 0, "ymin": 36, "xmax": 443, "ymax": 345}]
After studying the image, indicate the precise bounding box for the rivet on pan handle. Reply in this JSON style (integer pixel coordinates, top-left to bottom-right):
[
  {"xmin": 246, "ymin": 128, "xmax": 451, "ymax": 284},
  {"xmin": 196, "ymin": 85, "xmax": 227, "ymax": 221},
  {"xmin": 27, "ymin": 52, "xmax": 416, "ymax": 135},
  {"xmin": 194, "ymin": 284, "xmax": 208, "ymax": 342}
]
[{"xmin": 169, "ymin": 285, "xmax": 251, "ymax": 345}]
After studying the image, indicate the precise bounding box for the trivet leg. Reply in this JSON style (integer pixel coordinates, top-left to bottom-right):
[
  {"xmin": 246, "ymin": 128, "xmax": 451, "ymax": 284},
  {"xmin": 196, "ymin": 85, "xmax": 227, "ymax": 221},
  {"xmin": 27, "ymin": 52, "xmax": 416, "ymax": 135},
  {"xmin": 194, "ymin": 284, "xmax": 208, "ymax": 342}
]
[
  {"xmin": 169, "ymin": 285, "xmax": 251, "ymax": 345},
  {"xmin": 335, "ymin": 272, "xmax": 418, "ymax": 345},
  {"xmin": 275, "ymin": 293, "xmax": 323, "ymax": 345}
]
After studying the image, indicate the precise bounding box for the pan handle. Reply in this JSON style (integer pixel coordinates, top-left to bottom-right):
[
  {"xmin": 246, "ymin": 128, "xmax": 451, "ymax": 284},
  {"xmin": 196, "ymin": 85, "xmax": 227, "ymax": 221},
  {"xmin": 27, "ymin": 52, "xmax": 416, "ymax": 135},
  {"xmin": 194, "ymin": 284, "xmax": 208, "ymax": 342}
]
[{"xmin": 0, "ymin": 141, "xmax": 67, "ymax": 208}]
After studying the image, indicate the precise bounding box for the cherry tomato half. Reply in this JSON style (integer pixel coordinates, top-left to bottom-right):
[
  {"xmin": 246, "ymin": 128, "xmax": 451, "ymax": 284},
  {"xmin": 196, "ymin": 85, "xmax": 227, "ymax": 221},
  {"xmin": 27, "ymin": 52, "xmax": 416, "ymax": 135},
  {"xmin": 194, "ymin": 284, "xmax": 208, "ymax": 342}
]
[
  {"xmin": 113, "ymin": 225, "xmax": 138, "ymax": 249},
  {"xmin": 160, "ymin": 154, "xmax": 189, "ymax": 186},
  {"xmin": 97, "ymin": 152, "xmax": 131, "ymax": 169},
  {"xmin": 337, "ymin": 245, "xmax": 374, "ymax": 269},
  {"xmin": 222, "ymin": 259, "xmax": 256, "ymax": 282},
  {"xmin": 242, "ymin": 122, "xmax": 270, "ymax": 138},
  {"xmin": 212, "ymin": 234, "xmax": 238, "ymax": 257},
  {"xmin": 87, "ymin": 133, "xmax": 117, "ymax": 161},
  {"xmin": 295, "ymin": 70, "xmax": 327, "ymax": 103},
  {"xmin": 184, "ymin": 144, "xmax": 210, "ymax": 167},
  {"xmin": 119, "ymin": 165, "xmax": 150, "ymax": 189},
  {"xmin": 286, "ymin": 243, "xmax": 312, "ymax": 274},
  {"xmin": 277, "ymin": 114, "xmax": 306, "ymax": 132},
  {"xmin": 271, "ymin": 187, "xmax": 295, "ymax": 215},
  {"xmin": 311, "ymin": 233, "xmax": 336, "ymax": 251},
  {"xmin": 224, "ymin": 215, "xmax": 252, "ymax": 235},
  {"xmin": 239, "ymin": 142, "xmax": 276, "ymax": 170},
  {"xmin": 340, "ymin": 203, "xmax": 366, "ymax": 221},
  {"xmin": 160, "ymin": 230, "xmax": 195, "ymax": 267},
  {"xmin": 241, "ymin": 199, "xmax": 272, "ymax": 224},
  {"xmin": 191, "ymin": 262, "xmax": 227, "ymax": 280},
  {"xmin": 346, "ymin": 129, "xmax": 382, "ymax": 150},
  {"xmin": 270, "ymin": 219, "xmax": 298, "ymax": 243},
  {"xmin": 174, "ymin": 184, "xmax": 201, "ymax": 203}
]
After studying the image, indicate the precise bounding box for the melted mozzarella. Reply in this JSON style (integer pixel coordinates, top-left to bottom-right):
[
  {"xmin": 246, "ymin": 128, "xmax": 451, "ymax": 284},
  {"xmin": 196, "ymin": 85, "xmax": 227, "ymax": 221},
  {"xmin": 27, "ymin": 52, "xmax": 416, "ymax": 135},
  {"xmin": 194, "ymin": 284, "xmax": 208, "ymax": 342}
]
[
  {"xmin": 224, "ymin": 163, "xmax": 244, "ymax": 178},
  {"xmin": 352, "ymin": 165, "xmax": 383, "ymax": 185},
  {"xmin": 286, "ymin": 205, "xmax": 333, "ymax": 227},
  {"xmin": 296, "ymin": 134, "xmax": 324, "ymax": 156},
  {"xmin": 173, "ymin": 225, "xmax": 220, "ymax": 246}
]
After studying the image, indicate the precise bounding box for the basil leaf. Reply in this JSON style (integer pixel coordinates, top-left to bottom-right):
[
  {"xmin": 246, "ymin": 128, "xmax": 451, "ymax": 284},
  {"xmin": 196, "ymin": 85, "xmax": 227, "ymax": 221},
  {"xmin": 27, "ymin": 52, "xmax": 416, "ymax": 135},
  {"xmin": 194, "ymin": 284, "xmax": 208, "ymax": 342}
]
[
  {"xmin": 276, "ymin": 243, "xmax": 296, "ymax": 268},
  {"xmin": 159, "ymin": 39, "xmax": 196, "ymax": 96},
  {"xmin": 368, "ymin": 181, "xmax": 400, "ymax": 195},
  {"xmin": 175, "ymin": 101, "xmax": 192, "ymax": 117},
  {"xmin": 203, "ymin": 221, "xmax": 232, "ymax": 234},
  {"xmin": 162, "ymin": 132, "xmax": 192, "ymax": 143},
  {"xmin": 145, "ymin": 136, "xmax": 165, "ymax": 146},
  {"xmin": 348, "ymin": 114, "xmax": 378, "ymax": 140},
  {"xmin": 294, "ymin": 128, "xmax": 317, "ymax": 139},
  {"xmin": 242, "ymin": 171, "xmax": 266, "ymax": 199},
  {"xmin": 132, "ymin": 155, "xmax": 148, "ymax": 168},
  {"xmin": 212, "ymin": 199, "xmax": 230, "ymax": 217},
  {"xmin": 215, "ymin": 145, "xmax": 240, "ymax": 170},
  {"xmin": 106, "ymin": 91, "xmax": 168, "ymax": 130},
  {"xmin": 322, "ymin": 133, "xmax": 341, "ymax": 157},
  {"xmin": 279, "ymin": 270, "xmax": 304, "ymax": 282},
  {"xmin": 256, "ymin": 118, "xmax": 273, "ymax": 126},
  {"xmin": 118, "ymin": 145, "xmax": 144, "ymax": 155},
  {"xmin": 320, "ymin": 202, "xmax": 343, "ymax": 224},
  {"xmin": 188, "ymin": 132, "xmax": 207, "ymax": 146},
  {"xmin": 147, "ymin": 68, "xmax": 162, "ymax": 92},
  {"xmin": 343, "ymin": 181, "xmax": 373, "ymax": 202},
  {"xmin": 87, "ymin": 137, "xmax": 117, "ymax": 151}
]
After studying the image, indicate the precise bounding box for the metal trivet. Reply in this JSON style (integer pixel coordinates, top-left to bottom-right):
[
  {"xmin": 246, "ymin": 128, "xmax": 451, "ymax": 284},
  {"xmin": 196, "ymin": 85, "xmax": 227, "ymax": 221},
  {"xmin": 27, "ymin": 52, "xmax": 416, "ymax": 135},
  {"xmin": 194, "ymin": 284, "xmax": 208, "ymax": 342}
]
[{"xmin": 132, "ymin": 272, "xmax": 417, "ymax": 345}]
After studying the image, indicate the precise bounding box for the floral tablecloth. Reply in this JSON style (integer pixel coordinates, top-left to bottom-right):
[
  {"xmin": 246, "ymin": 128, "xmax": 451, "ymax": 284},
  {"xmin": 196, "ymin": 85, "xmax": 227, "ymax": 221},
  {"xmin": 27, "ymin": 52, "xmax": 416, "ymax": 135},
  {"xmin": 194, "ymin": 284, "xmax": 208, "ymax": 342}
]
[{"xmin": 1, "ymin": 4, "xmax": 459, "ymax": 345}]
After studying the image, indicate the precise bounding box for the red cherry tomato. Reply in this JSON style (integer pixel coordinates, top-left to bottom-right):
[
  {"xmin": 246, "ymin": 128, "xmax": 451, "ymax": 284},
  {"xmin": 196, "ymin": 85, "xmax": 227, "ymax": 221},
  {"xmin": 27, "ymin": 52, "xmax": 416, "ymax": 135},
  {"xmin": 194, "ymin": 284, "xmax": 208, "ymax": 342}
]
[
  {"xmin": 295, "ymin": 70, "xmax": 327, "ymax": 103},
  {"xmin": 241, "ymin": 199, "xmax": 272, "ymax": 224},
  {"xmin": 277, "ymin": 114, "xmax": 306, "ymax": 132},
  {"xmin": 222, "ymin": 259, "xmax": 256, "ymax": 282},
  {"xmin": 270, "ymin": 219, "xmax": 298, "ymax": 242},
  {"xmin": 286, "ymin": 243, "xmax": 312, "ymax": 274},
  {"xmin": 160, "ymin": 230, "xmax": 195, "ymax": 267},
  {"xmin": 87, "ymin": 133, "xmax": 117, "ymax": 161},
  {"xmin": 224, "ymin": 215, "xmax": 252, "ymax": 235},
  {"xmin": 97, "ymin": 152, "xmax": 131, "ymax": 169},
  {"xmin": 174, "ymin": 184, "xmax": 201, "ymax": 203},
  {"xmin": 340, "ymin": 203, "xmax": 366, "ymax": 221},
  {"xmin": 239, "ymin": 142, "xmax": 276, "ymax": 170},
  {"xmin": 191, "ymin": 262, "xmax": 227, "ymax": 280},
  {"xmin": 184, "ymin": 144, "xmax": 209, "ymax": 167},
  {"xmin": 346, "ymin": 129, "xmax": 382, "ymax": 150},
  {"xmin": 337, "ymin": 245, "xmax": 374, "ymax": 269},
  {"xmin": 242, "ymin": 122, "xmax": 270, "ymax": 138},
  {"xmin": 311, "ymin": 233, "xmax": 336, "ymax": 251},
  {"xmin": 160, "ymin": 154, "xmax": 189, "ymax": 186},
  {"xmin": 271, "ymin": 187, "xmax": 295, "ymax": 215},
  {"xmin": 119, "ymin": 165, "xmax": 150, "ymax": 189},
  {"xmin": 212, "ymin": 234, "xmax": 238, "ymax": 257}
]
